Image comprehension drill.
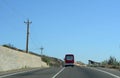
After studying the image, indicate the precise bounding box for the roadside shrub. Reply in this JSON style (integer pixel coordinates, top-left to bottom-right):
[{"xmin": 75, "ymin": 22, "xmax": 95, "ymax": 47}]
[
  {"xmin": 101, "ymin": 56, "xmax": 120, "ymax": 69},
  {"xmin": 41, "ymin": 56, "xmax": 50, "ymax": 65}
]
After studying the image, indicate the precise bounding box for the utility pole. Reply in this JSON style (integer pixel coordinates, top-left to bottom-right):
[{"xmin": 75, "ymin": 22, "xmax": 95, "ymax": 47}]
[
  {"xmin": 24, "ymin": 19, "xmax": 32, "ymax": 53},
  {"xmin": 40, "ymin": 46, "xmax": 44, "ymax": 55}
]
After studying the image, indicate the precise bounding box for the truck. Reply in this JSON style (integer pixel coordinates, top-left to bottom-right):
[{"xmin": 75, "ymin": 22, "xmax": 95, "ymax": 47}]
[{"xmin": 64, "ymin": 54, "xmax": 74, "ymax": 67}]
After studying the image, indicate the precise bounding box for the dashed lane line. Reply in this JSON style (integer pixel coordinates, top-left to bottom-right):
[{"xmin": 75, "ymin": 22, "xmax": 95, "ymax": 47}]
[{"xmin": 52, "ymin": 67, "xmax": 65, "ymax": 78}]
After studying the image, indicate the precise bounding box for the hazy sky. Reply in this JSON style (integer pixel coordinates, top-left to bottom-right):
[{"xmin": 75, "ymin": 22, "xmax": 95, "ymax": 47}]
[{"xmin": 0, "ymin": 0, "xmax": 120, "ymax": 63}]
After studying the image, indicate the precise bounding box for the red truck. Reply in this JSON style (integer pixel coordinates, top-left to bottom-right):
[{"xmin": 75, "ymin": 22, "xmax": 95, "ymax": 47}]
[{"xmin": 64, "ymin": 54, "xmax": 74, "ymax": 67}]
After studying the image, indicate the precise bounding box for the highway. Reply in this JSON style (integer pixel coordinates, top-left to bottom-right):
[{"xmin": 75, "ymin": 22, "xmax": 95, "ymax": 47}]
[{"xmin": 1, "ymin": 66, "xmax": 120, "ymax": 78}]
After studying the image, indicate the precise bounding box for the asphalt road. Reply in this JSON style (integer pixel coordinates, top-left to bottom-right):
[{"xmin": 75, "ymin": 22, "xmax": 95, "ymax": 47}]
[{"xmin": 1, "ymin": 66, "xmax": 120, "ymax": 78}]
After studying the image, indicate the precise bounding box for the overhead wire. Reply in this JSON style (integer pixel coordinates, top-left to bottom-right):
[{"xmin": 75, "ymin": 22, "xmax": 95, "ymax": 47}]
[
  {"xmin": 29, "ymin": 33, "xmax": 43, "ymax": 53},
  {"xmin": 1, "ymin": 0, "xmax": 26, "ymax": 19},
  {"xmin": 1, "ymin": 0, "xmax": 44, "ymax": 54}
]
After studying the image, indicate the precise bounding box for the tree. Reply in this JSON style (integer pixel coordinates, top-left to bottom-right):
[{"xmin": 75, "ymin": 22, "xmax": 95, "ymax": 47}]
[{"xmin": 108, "ymin": 56, "xmax": 118, "ymax": 66}]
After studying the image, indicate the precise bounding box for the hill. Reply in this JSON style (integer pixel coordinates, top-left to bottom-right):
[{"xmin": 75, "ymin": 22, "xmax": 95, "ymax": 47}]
[{"xmin": 1, "ymin": 44, "xmax": 63, "ymax": 71}]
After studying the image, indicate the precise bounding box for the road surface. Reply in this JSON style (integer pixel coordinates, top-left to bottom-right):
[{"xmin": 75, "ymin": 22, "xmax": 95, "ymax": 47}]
[{"xmin": 1, "ymin": 66, "xmax": 120, "ymax": 78}]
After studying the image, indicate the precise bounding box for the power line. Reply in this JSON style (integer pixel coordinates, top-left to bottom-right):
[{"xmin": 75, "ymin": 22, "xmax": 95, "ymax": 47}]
[
  {"xmin": 29, "ymin": 35, "xmax": 45, "ymax": 54},
  {"xmin": 29, "ymin": 36, "xmax": 40, "ymax": 50},
  {"xmin": 1, "ymin": 0, "xmax": 26, "ymax": 19},
  {"xmin": 1, "ymin": 0, "xmax": 45, "ymax": 54}
]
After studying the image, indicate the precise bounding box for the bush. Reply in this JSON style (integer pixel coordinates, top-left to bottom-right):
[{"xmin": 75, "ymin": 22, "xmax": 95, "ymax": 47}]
[
  {"xmin": 2, "ymin": 44, "xmax": 17, "ymax": 50},
  {"xmin": 108, "ymin": 56, "xmax": 119, "ymax": 66},
  {"xmin": 41, "ymin": 55, "xmax": 63, "ymax": 67},
  {"xmin": 101, "ymin": 56, "xmax": 120, "ymax": 69},
  {"xmin": 41, "ymin": 56, "xmax": 50, "ymax": 65}
]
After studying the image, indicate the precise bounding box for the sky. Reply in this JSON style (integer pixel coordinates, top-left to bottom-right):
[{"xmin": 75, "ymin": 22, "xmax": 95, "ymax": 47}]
[{"xmin": 0, "ymin": 0, "xmax": 120, "ymax": 64}]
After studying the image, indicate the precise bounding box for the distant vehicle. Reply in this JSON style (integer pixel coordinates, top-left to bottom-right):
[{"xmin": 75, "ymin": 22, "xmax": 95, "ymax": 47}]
[{"xmin": 64, "ymin": 54, "xmax": 74, "ymax": 67}]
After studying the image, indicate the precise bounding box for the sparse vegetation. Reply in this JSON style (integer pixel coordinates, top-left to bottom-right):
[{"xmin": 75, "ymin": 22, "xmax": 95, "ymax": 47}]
[
  {"xmin": 2, "ymin": 44, "xmax": 63, "ymax": 67},
  {"xmin": 88, "ymin": 56, "xmax": 120, "ymax": 69},
  {"xmin": 3, "ymin": 44, "xmax": 16, "ymax": 49},
  {"xmin": 2, "ymin": 44, "xmax": 25, "ymax": 52},
  {"xmin": 41, "ymin": 55, "xmax": 63, "ymax": 67},
  {"xmin": 41, "ymin": 56, "xmax": 51, "ymax": 65},
  {"xmin": 101, "ymin": 56, "xmax": 120, "ymax": 69},
  {"xmin": 76, "ymin": 61, "xmax": 85, "ymax": 65}
]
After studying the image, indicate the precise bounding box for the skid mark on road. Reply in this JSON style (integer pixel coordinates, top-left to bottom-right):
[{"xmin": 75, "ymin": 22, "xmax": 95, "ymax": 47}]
[
  {"xmin": 90, "ymin": 67, "xmax": 120, "ymax": 78},
  {"xmin": 52, "ymin": 67, "xmax": 65, "ymax": 78}
]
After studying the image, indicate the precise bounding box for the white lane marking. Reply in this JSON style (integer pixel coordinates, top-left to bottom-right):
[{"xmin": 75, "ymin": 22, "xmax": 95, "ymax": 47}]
[
  {"xmin": 52, "ymin": 67, "xmax": 65, "ymax": 78},
  {"xmin": 0, "ymin": 68, "xmax": 41, "ymax": 78},
  {"xmin": 90, "ymin": 67, "xmax": 120, "ymax": 78}
]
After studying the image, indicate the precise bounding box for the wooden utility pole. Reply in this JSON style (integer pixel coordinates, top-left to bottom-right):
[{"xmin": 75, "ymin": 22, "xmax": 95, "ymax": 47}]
[
  {"xmin": 24, "ymin": 19, "xmax": 32, "ymax": 53},
  {"xmin": 40, "ymin": 46, "xmax": 44, "ymax": 55}
]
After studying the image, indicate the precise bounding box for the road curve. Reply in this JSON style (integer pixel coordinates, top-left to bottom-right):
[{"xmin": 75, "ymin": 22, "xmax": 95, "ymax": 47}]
[{"xmin": 2, "ymin": 66, "xmax": 120, "ymax": 78}]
